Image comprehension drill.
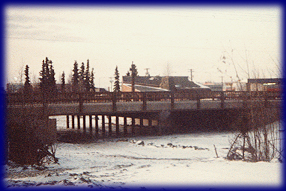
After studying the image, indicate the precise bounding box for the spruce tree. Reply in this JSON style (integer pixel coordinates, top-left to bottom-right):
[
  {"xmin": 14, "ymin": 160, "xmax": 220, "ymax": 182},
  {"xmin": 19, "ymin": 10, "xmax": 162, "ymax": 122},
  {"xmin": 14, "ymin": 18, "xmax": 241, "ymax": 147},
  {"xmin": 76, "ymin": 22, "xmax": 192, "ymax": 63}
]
[
  {"xmin": 39, "ymin": 59, "xmax": 48, "ymax": 93},
  {"xmin": 61, "ymin": 71, "xmax": 65, "ymax": 93},
  {"xmin": 72, "ymin": 61, "xmax": 79, "ymax": 92},
  {"xmin": 39, "ymin": 57, "xmax": 56, "ymax": 95},
  {"xmin": 48, "ymin": 60, "xmax": 57, "ymax": 95},
  {"xmin": 24, "ymin": 65, "xmax": 32, "ymax": 95},
  {"xmin": 85, "ymin": 59, "xmax": 90, "ymax": 92},
  {"xmin": 79, "ymin": 62, "xmax": 85, "ymax": 92},
  {"xmin": 129, "ymin": 62, "xmax": 138, "ymax": 93},
  {"xmin": 114, "ymin": 66, "xmax": 120, "ymax": 92},
  {"xmin": 90, "ymin": 68, "xmax": 95, "ymax": 92}
]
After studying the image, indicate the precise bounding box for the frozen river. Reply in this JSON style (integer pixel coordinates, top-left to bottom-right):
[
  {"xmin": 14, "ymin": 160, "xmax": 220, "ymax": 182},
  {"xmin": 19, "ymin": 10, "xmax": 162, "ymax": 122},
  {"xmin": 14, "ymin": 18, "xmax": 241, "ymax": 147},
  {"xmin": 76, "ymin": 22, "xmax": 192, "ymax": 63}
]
[{"xmin": 4, "ymin": 116, "xmax": 283, "ymax": 189}]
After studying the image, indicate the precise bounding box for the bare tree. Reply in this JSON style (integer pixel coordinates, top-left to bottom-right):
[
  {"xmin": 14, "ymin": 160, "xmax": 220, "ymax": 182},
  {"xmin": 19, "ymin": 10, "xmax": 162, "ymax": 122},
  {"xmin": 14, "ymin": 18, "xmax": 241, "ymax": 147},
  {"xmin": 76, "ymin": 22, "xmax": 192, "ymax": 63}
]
[
  {"xmin": 17, "ymin": 65, "xmax": 24, "ymax": 84},
  {"xmin": 223, "ymin": 48, "xmax": 282, "ymax": 162}
]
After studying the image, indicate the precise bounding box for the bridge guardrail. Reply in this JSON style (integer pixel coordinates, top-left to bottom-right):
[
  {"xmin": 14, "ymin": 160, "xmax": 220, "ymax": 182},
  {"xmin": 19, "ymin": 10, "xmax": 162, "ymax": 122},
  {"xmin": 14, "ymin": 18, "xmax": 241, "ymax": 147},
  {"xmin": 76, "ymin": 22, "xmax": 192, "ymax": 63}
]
[{"xmin": 6, "ymin": 90, "xmax": 281, "ymax": 106}]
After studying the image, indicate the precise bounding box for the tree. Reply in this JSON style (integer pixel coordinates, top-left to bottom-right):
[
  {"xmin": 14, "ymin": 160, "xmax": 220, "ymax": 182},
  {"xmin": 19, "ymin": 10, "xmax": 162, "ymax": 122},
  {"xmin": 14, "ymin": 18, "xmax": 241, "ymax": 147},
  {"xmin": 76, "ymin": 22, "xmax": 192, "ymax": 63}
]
[
  {"xmin": 129, "ymin": 61, "xmax": 138, "ymax": 93},
  {"xmin": 48, "ymin": 60, "xmax": 57, "ymax": 95},
  {"xmin": 23, "ymin": 65, "xmax": 32, "ymax": 95},
  {"xmin": 84, "ymin": 59, "xmax": 91, "ymax": 92},
  {"xmin": 61, "ymin": 71, "xmax": 65, "ymax": 93},
  {"xmin": 39, "ymin": 59, "xmax": 49, "ymax": 93},
  {"xmin": 72, "ymin": 61, "xmax": 79, "ymax": 92},
  {"xmin": 18, "ymin": 65, "xmax": 24, "ymax": 84},
  {"xmin": 79, "ymin": 62, "xmax": 85, "ymax": 92},
  {"xmin": 90, "ymin": 68, "xmax": 95, "ymax": 92},
  {"xmin": 114, "ymin": 66, "xmax": 120, "ymax": 92},
  {"xmin": 39, "ymin": 57, "xmax": 56, "ymax": 95}
]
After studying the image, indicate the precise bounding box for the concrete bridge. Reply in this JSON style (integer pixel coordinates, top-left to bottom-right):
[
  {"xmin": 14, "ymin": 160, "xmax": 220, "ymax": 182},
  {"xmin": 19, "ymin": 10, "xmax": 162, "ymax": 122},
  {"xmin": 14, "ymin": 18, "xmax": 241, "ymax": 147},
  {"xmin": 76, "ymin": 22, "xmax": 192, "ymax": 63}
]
[{"xmin": 6, "ymin": 91, "xmax": 282, "ymax": 138}]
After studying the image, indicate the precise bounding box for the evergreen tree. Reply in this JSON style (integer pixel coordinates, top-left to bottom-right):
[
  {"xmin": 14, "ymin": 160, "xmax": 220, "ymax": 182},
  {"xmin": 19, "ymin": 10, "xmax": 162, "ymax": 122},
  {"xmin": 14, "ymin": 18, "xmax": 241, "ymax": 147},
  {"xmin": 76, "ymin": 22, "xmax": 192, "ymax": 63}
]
[
  {"xmin": 90, "ymin": 68, "xmax": 95, "ymax": 92},
  {"xmin": 114, "ymin": 66, "xmax": 120, "ymax": 92},
  {"xmin": 39, "ymin": 59, "xmax": 49, "ymax": 93},
  {"xmin": 79, "ymin": 62, "xmax": 85, "ymax": 92},
  {"xmin": 48, "ymin": 60, "xmax": 57, "ymax": 95},
  {"xmin": 85, "ymin": 59, "xmax": 90, "ymax": 92},
  {"xmin": 39, "ymin": 57, "xmax": 56, "ymax": 96},
  {"xmin": 72, "ymin": 61, "xmax": 79, "ymax": 92},
  {"xmin": 24, "ymin": 65, "xmax": 32, "ymax": 95},
  {"xmin": 129, "ymin": 61, "xmax": 138, "ymax": 93},
  {"xmin": 61, "ymin": 71, "xmax": 65, "ymax": 93}
]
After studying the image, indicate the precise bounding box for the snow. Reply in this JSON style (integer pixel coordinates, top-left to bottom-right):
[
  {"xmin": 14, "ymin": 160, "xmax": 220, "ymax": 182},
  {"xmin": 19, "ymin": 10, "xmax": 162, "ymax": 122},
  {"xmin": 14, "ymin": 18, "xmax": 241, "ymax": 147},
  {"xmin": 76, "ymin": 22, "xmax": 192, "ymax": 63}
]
[
  {"xmin": 193, "ymin": 81, "xmax": 211, "ymax": 89},
  {"xmin": 4, "ymin": 116, "xmax": 283, "ymax": 189}
]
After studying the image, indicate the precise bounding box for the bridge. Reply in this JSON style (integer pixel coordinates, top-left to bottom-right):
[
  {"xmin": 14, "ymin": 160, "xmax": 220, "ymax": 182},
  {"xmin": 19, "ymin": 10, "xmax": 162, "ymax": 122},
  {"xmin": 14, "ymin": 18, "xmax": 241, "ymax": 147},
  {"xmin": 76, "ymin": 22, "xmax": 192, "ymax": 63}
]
[{"xmin": 6, "ymin": 91, "xmax": 282, "ymax": 138}]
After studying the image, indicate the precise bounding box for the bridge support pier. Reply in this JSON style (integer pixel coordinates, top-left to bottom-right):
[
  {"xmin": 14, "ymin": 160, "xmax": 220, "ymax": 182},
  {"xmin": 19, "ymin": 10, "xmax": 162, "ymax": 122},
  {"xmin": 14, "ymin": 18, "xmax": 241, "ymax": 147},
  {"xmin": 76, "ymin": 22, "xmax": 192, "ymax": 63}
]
[
  {"xmin": 132, "ymin": 117, "xmax": 135, "ymax": 135},
  {"xmin": 72, "ymin": 115, "xmax": 75, "ymax": 129},
  {"xmin": 83, "ymin": 115, "xmax": 86, "ymax": 132},
  {"xmin": 95, "ymin": 115, "xmax": 99, "ymax": 136},
  {"xmin": 148, "ymin": 118, "xmax": 152, "ymax": 128},
  {"xmin": 124, "ymin": 117, "xmax": 127, "ymax": 135},
  {"xmin": 66, "ymin": 115, "xmax": 69, "ymax": 129},
  {"xmin": 140, "ymin": 117, "xmax": 144, "ymax": 135},
  {"xmin": 77, "ymin": 115, "xmax": 80, "ymax": 130},
  {"xmin": 102, "ymin": 115, "xmax": 105, "ymax": 136},
  {"xmin": 116, "ymin": 116, "xmax": 119, "ymax": 136},
  {"xmin": 89, "ymin": 115, "xmax": 92, "ymax": 134},
  {"xmin": 108, "ymin": 115, "xmax": 112, "ymax": 136}
]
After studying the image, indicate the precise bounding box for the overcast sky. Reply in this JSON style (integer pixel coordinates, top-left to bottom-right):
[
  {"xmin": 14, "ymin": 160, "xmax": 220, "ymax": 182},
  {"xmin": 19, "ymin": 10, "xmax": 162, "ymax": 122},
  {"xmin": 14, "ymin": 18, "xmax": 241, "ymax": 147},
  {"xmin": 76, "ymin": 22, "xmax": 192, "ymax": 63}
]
[{"xmin": 5, "ymin": 5, "xmax": 281, "ymax": 89}]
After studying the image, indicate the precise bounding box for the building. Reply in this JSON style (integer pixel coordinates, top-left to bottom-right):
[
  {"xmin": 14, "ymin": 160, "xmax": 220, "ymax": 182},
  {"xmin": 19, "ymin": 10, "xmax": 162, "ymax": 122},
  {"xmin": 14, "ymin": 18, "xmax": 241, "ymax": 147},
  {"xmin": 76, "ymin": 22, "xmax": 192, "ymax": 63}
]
[
  {"xmin": 122, "ymin": 75, "xmax": 210, "ymax": 92},
  {"xmin": 246, "ymin": 78, "xmax": 282, "ymax": 92},
  {"xmin": 203, "ymin": 82, "xmax": 223, "ymax": 91},
  {"xmin": 6, "ymin": 83, "xmax": 24, "ymax": 93}
]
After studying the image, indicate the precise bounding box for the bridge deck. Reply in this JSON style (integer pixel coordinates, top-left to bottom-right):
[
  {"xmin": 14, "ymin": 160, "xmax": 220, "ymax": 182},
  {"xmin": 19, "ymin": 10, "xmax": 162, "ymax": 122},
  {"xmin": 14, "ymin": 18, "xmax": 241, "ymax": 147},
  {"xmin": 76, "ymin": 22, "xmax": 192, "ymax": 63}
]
[
  {"xmin": 6, "ymin": 91, "xmax": 282, "ymax": 137},
  {"xmin": 7, "ymin": 99, "xmax": 281, "ymax": 116}
]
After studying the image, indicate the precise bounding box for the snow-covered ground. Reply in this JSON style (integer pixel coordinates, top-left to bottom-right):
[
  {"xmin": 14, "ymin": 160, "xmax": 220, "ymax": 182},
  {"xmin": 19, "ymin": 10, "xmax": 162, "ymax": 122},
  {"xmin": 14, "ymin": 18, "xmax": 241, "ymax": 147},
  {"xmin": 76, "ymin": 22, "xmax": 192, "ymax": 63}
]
[{"xmin": 4, "ymin": 116, "xmax": 283, "ymax": 189}]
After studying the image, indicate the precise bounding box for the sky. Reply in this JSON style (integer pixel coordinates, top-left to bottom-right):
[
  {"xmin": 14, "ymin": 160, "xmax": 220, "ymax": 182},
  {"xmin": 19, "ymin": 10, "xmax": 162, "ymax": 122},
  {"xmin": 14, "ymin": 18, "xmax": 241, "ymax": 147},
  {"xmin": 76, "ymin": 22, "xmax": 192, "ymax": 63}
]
[{"xmin": 5, "ymin": 5, "xmax": 281, "ymax": 89}]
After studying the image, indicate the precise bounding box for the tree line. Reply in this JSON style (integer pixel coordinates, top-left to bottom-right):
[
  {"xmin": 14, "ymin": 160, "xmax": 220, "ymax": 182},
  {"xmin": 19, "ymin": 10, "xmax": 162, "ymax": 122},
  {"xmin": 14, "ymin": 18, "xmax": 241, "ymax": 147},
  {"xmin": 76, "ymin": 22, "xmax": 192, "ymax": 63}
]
[{"xmin": 20, "ymin": 57, "xmax": 139, "ymax": 95}]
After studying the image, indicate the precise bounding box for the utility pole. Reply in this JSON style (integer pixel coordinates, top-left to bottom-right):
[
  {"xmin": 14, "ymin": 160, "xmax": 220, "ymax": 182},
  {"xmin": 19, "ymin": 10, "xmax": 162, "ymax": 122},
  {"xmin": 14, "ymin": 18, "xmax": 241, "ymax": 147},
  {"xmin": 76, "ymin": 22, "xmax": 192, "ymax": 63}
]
[
  {"xmin": 189, "ymin": 69, "xmax": 193, "ymax": 81},
  {"xmin": 109, "ymin": 77, "xmax": 113, "ymax": 92},
  {"xmin": 221, "ymin": 76, "xmax": 224, "ymax": 91},
  {"xmin": 145, "ymin": 68, "xmax": 150, "ymax": 77}
]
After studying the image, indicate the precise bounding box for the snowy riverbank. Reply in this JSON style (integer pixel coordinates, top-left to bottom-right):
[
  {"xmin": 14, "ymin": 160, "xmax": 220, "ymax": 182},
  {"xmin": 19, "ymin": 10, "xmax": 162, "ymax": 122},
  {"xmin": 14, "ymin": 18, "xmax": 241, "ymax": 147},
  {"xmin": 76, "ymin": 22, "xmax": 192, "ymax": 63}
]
[{"xmin": 4, "ymin": 132, "xmax": 283, "ymax": 189}]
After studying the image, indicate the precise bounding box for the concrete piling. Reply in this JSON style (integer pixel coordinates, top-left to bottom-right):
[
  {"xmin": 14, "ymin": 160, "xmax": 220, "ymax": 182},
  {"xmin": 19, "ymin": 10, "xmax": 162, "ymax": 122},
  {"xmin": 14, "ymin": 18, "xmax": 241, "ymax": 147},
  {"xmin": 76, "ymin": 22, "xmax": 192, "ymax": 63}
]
[
  {"xmin": 148, "ymin": 118, "xmax": 152, "ymax": 127},
  {"xmin": 66, "ymin": 115, "xmax": 69, "ymax": 129},
  {"xmin": 95, "ymin": 115, "xmax": 99, "ymax": 135},
  {"xmin": 77, "ymin": 115, "xmax": 80, "ymax": 130},
  {"xmin": 132, "ymin": 117, "xmax": 135, "ymax": 135},
  {"xmin": 89, "ymin": 115, "xmax": 92, "ymax": 134},
  {"xmin": 83, "ymin": 115, "xmax": 86, "ymax": 132},
  {"xmin": 108, "ymin": 115, "xmax": 112, "ymax": 136},
  {"xmin": 124, "ymin": 117, "xmax": 127, "ymax": 135},
  {"xmin": 116, "ymin": 115, "xmax": 119, "ymax": 136},
  {"xmin": 140, "ymin": 117, "xmax": 144, "ymax": 135},
  {"xmin": 102, "ymin": 115, "xmax": 105, "ymax": 136},
  {"xmin": 72, "ymin": 115, "xmax": 75, "ymax": 129}
]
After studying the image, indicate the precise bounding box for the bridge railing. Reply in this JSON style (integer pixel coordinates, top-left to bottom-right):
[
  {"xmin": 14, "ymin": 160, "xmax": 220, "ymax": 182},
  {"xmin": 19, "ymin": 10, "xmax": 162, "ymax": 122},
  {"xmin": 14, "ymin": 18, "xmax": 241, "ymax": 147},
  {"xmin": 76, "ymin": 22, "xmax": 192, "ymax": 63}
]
[{"xmin": 6, "ymin": 90, "xmax": 281, "ymax": 106}]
